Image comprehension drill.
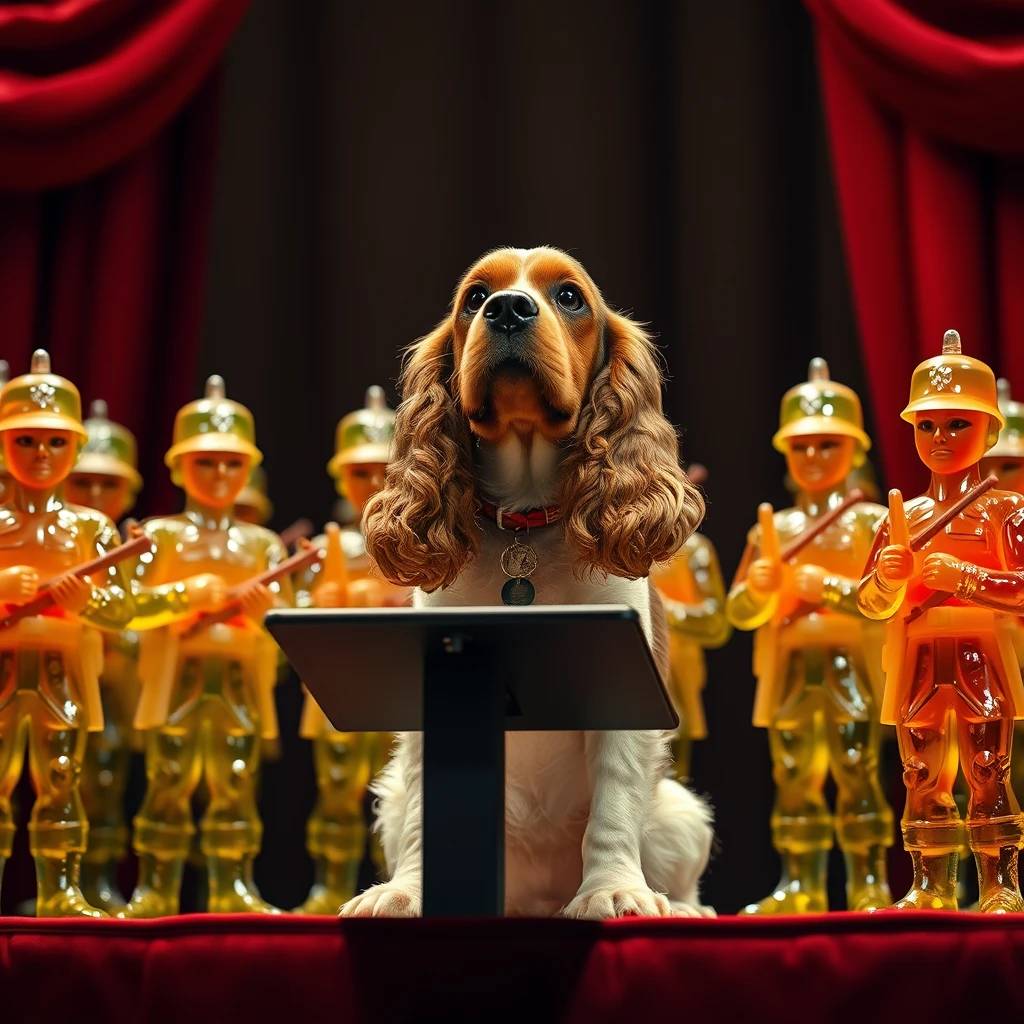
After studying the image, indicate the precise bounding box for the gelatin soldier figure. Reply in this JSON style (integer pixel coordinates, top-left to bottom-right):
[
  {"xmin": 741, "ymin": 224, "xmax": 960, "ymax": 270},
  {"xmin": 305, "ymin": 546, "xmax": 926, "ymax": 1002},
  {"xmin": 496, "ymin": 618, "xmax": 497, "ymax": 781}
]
[
  {"xmin": 860, "ymin": 336, "xmax": 1024, "ymax": 912},
  {"xmin": 0, "ymin": 352, "xmax": 135, "ymax": 917},
  {"xmin": 980, "ymin": 380, "xmax": 1024, "ymax": 804},
  {"xmin": 121, "ymin": 376, "xmax": 293, "ymax": 917},
  {"xmin": 296, "ymin": 386, "xmax": 411, "ymax": 915},
  {"xmin": 650, "ymin": 517, "xmax": 731, "ymax": 780},
  {"xmin": 64, "ymin": 399, "xmax": 144, "ymax": 912},
  {"xmin": 728, "ymin": 359, "xmax": 893, "ymax": 914}
]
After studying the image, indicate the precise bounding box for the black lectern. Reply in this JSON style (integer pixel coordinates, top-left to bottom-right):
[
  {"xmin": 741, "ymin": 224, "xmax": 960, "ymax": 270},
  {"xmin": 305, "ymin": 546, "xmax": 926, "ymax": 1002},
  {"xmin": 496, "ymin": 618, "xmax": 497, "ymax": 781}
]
[{"xmin": 265, "ymin": 605, "xmax": 677, "ymax": 917}]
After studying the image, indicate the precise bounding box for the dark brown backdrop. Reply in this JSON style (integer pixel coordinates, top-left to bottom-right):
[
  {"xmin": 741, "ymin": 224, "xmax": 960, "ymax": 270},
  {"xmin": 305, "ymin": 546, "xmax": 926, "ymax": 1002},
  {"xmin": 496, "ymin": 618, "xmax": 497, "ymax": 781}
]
[{"xmin": 199, "ymin": 0, "xmax": 878, "ymax": 915}]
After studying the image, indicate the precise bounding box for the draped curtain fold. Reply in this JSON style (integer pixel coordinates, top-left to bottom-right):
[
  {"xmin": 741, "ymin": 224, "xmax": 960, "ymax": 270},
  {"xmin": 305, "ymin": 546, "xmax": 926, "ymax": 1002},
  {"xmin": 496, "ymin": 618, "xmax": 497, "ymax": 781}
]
[
  {"xmin": 804, "ymin": 0, "xmax": 1024, "ymax": 493},
  {"xmin": 0, "ymin": 0, "xmax": 250, "ymax": 516}
]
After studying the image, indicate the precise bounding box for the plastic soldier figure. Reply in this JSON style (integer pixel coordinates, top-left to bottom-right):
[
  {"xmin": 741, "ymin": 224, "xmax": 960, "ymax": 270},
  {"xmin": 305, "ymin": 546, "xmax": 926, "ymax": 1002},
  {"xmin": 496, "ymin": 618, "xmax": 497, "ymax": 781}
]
[
  {"xmin": 859, "ymin": 331, "xmax": 1024, "ymax": 912},
  {"xmin": 295, "ymin": 386, "xmax": 411, "ymax": 914},
  {"xmin": 121, "ymin": 376, "xmax": 293, "ymax": 916},
  {"xmin": 649, "ymin": 464, "xmax": 730, "ymax": 780},
  {"xmin": 64, "ymin": 400, "xmax": 144, "ymax": 912},
  {"xmin": 0, "ymin": 352, "xmax": 135, "ymax": 917},
  {"xmin": 729, "ymin": 359, "xmax": 892, "ymax": 914}
]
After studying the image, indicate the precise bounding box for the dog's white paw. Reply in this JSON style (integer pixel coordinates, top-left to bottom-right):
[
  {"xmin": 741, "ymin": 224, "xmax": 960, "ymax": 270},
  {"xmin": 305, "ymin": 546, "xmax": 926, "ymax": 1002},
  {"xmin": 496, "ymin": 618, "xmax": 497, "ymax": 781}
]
[
  {"xmin": 339, "ymin": 882, "xmax": 421, "ymax": 918},
  {"xmin": 563, "ymin": 885, "xmax": 672, "ymax": 920},
  {"xmin": 671, "ymin": 900, "xmax": 716, "ymax": 918}
]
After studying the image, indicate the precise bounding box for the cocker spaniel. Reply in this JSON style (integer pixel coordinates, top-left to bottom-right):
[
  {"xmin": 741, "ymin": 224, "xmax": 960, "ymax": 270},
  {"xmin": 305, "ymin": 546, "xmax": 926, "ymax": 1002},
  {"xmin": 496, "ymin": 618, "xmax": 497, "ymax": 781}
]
[{"xmin": 343, "ymin": 246, "xmax": 713, "ymax": 919}]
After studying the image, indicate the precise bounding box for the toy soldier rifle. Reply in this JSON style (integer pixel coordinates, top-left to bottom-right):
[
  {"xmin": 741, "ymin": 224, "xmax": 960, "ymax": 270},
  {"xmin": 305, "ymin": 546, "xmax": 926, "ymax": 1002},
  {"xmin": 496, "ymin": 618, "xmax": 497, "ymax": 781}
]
[
  {"xmin": 0, "ymin": 532, "xmax": 154, "ymax": 632},
  {"xmin": 279, "ymin": 518, "xmax": 314, "ymax": 549},
  {"xmin": 753, "ymin": 488, "xmax": 866, "ymax": 602},
  {"xmin": 753, "ymin": 488, "xmax": 865, "ymax": 628},
  {"xmin": 180, "ymin": 539, "xmax": 324, "ymax": 639},
  {"xmin": 901, "ymin": 474, "xmax": 998, "ymax": 624}
]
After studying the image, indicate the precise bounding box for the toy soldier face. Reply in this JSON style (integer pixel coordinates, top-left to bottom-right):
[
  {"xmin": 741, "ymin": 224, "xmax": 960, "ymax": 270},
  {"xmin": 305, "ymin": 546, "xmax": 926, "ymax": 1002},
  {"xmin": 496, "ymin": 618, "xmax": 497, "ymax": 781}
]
[
  {"xmin": 3, "ymin": 429, "xmax": 78, "ymax": 488},
  {"xmin": 341, "ymin": 462, "xmax": 387, "ymax": 515},
  {"xmin": 913, "ymin": 410, "xmax": 989, "ymax": 474},
  {"xmin": 784, "ymin": 433, "xmax": 854, "ymax": 493},
  {"xmin": 178, "ymin": 451, "xmax": 251, "ymax": 508},
  {"xmin": 980, "ymin": 455, "xmax": 1024, "ymax": 495},
  {"xmin": 65, "ymin": 472, "xmax": 133, "ymax": 521}
]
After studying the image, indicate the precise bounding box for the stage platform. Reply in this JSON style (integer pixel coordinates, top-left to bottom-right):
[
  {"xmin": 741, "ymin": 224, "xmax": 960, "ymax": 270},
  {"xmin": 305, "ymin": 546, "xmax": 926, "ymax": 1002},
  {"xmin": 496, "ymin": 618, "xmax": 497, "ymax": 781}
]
[{"xmin": 3, "ymin": 911, "xmax": 1023, "ymax": 1022}]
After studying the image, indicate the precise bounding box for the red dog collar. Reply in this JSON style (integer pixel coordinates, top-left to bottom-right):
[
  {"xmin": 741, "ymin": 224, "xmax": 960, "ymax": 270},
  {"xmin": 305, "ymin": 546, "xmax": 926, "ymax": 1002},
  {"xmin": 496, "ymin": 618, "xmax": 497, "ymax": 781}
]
[{"xmin": 477, "ymin": 496, "xmax": 562, "ymax": 531}]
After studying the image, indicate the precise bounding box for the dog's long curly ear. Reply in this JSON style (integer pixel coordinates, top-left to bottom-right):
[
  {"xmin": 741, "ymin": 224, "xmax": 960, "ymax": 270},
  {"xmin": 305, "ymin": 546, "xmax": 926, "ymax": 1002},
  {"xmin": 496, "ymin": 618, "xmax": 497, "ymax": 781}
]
[
  {"xmin": 560, "ymin": 309, "xmax": 705, "ymax": 579},
  {"xmin": 363, "ymin": 319, "xmax": 478, "ymax": 591}
]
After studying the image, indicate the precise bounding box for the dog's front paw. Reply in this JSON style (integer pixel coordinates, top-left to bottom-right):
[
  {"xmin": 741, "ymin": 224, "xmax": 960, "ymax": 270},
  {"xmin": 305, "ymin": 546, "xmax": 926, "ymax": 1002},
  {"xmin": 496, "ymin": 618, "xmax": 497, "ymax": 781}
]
[
  {"xmin": 340, "ymin": 882, "xmax": 421, "ymax": 918},
  {"xmin": 563, "ymin": 885, "xmax": 672, "ymax": 920},
  {"xmin": 671, "ymin": 900, "xmax": 717, "ymax": 918}
]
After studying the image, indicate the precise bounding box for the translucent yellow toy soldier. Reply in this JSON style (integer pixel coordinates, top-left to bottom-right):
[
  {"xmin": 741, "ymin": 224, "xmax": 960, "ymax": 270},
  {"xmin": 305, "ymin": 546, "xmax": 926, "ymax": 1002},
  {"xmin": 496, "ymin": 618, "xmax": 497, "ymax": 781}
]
[
  {"xmin": 296, "ymin": 386, "xmax": 411, "ymax": 915},
  {"xmin": 121, "ymin": 376, "xmax": 293, "ymax": 917},
  {"xmin": 860, "ymin": 335, "xmax": 1024, "ymax": 912},
  {"xmin": 0, "ymin": 351, "xmax": 135, "ymax": 917},
  {"xmin": 235, "ymin": 465, "xmax": 273, "ymax": 526},
  {"xmin": 63, "ymin": 399, "xmax": 144, "ymax": 912},
  {"xmin": 728, "ymin": 359, "xmax": 893, "ymax": 914},
  {"xmin": 980, "ymin": 380, "xmax": 1024, "ymax": 803},
  {"xmin": 649, "ymin": 465, "xmax": 731, "ymax": 780}
]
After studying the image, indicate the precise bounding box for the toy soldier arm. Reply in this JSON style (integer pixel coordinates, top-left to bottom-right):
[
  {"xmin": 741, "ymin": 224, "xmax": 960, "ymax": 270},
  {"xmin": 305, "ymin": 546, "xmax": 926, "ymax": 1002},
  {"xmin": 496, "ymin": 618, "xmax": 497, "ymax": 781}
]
[
  {"xmin": 857, "ymin": 515, "xmax": 905, "ymax": 620},
  {"xmin": 76, "ymin": 518, "xmax": 136, "ymax": 631},
  {"xmin": 952, "ymin": 506, "xmax": 1024, "ymax": 613},
  {"xmin": 726, "ymin": 523, "xmax": 778, "ymax": 632},
  {"xmin": 262, "ymin": 533, "xmax": 295, "ymax": 613},
  {"xmin": 127, "ymin": 523, "xmax": 200, "ymax": 630},
  {"xmin": 662, "ymin": 536, "xmax": 731, "ymax": 648}
]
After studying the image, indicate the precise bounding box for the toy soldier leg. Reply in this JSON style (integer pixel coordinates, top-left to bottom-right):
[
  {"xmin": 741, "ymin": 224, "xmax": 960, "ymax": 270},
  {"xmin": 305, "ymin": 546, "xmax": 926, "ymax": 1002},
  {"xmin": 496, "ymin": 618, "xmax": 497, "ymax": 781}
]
[
  {"xmin": 26, "ymin": 661, "xmax": 106, "ymax": 918},
  {"xmin": 0, "ymin": 685, "xmax": 26, "ymax": 895},
  {"xmin": 955, "ymin": 638, "xmax": 1024, "ymax": 914},
  {"xmin": 122, "ymin": 674, "xmax": 204, "ymax": 918},
  {"xmin": 893, "ymin": 645, "xmax": 961, "ymax": 910},
  {"xmin": 80, "ymin": 687, "xmax": 131, "ymax": 911},
  {"xmin": 297, "ymin": 730, "xmax": 374, "ymax": 914},
  {"xmin": 743, "ymin": 653, "xmax": 831, "ymax": 914},
  {"xmin": 201, "ymin": 662, "xmax": 279, "ymax": 914},
  {"xmin": 823, "ymin": 650, "xmax": 893, "ymax": 911}
]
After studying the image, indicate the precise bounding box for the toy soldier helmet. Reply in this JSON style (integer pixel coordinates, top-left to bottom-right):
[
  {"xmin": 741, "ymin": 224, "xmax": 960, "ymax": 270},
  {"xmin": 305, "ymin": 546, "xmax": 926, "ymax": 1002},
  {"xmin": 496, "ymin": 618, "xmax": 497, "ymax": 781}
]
[
  {"xmin": 987, "ymin": 378, "xmax": 1024, "ymax": 459},
  {"xmin": 76, "ymin": 399, "xmax": 143, "ymax": 492},
  {"xmin": 235, "ymin": 464, "xmax": 274, "ymax": 524},
  {"xmin": 164, "ymin": 375, "xmax": 262, "ymax": 469},
  {"xmin": 0, "ymin": 350, "xmax": 88, "ymax": 440},
  {"xmin": 901, "ymin": 330, "xmax": 1003, "ymax": 448},
  {"xmin": 772, "ymin": 358, "xmax": 871, "ymax": 459},
  {"xmin": 327, "ymin": 385, "xmax": 395, "ymax": 478}
]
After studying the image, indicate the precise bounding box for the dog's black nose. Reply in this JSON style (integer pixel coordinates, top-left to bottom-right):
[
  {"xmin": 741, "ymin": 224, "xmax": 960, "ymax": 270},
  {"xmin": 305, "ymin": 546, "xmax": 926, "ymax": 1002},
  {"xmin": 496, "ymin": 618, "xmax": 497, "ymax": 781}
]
[{"xmin": 482, "ymin": 291, "xmax": 539, "ymax": 334}]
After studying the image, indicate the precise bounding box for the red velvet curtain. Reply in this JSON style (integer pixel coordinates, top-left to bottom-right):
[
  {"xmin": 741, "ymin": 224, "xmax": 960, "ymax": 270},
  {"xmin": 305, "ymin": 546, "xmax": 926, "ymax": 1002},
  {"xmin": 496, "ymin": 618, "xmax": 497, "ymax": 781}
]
[
  {"xmin": 0, "ymin": 0, "xmax": 251, "ymax": 516},
  {"xmin": 803, "ymin": 0, "xmax": 1024, "ymax": 494}
]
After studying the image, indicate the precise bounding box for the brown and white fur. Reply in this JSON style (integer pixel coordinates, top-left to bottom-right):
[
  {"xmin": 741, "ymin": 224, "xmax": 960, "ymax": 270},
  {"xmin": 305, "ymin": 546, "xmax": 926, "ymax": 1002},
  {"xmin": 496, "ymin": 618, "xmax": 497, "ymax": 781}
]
[{"xmin": 342, "ymin": 247, "xmax": 714, "ymax": 919}]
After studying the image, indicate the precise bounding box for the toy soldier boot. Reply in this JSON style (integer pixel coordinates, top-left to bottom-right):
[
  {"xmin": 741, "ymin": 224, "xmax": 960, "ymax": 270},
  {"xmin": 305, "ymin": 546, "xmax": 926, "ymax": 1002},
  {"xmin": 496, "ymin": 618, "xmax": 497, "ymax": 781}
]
[
  {"xmin": 206, "ymin": 851, "xmax": 281, "ymax": 914},
  {"xmin": 298, "ymin": 855, "xmax": 359, "ymax": 915},
  {"xmin": 81, "ymin": 824, "xmax": 128, "ymax": 912},
  {"xmin": 33, "ymin": 849, "xmax": 107, "ymax": 918},
  {"xmin": 970, "ymin": 817, "xmax": 1024, "ymax": 914},
  {"xmin": 842, "ymin": 843, "xmax": 892, "ymax": 911},
  {"xmin": 838, "ymin": 813, "xmax": 893, "ymax": 911},
  {"xmin": 892, "ymin": 824, "xmax": 960, "ymax": 910},
  {"xmin": 741, "ymin": 847, "xmax": 829, "ymax": 914},
  {"xmin": 297, "ymin": 819, "xmax": 362, "ymax": 914},
  {"xmin": 120, "ymin": 853, "xmax": 186, "ymax": 918}
]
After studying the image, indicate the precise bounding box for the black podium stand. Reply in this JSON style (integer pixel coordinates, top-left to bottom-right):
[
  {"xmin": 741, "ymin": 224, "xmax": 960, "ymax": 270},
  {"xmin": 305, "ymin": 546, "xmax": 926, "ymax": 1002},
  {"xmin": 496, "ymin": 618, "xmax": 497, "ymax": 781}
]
[{"xmin": 265, "ymin": 605, "xmax": 677, "ymax": 917}]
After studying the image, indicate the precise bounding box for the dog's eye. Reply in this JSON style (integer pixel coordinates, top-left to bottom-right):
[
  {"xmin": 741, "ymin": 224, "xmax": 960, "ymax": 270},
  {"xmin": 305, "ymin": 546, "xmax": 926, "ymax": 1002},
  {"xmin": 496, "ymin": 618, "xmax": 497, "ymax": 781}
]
[
  {"xmin": 464, "ymin": 285, "xmax": 489, "ymax": 313},
  {"xmin": 556, "ymin": 285, "xmax": 584, "ymax": 312}
]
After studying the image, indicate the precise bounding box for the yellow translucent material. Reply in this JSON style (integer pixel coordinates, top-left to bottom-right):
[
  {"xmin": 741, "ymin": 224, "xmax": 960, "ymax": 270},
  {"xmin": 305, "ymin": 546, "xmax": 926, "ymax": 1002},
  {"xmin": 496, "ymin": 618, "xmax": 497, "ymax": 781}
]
[
  {"xmin": 728, "ymin": 488, "xmax": 893, "ymax": 914},
  {"xmin": 650, "ymin": 533, "xmax": 730, "ymax": 779}
]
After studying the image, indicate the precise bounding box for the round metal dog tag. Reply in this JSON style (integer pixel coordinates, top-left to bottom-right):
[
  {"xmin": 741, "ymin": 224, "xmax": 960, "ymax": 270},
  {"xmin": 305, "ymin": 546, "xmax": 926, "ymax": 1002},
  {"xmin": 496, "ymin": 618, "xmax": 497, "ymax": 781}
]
[{"xmin": 501, "ymin": 577, "xmax": 535, "ymax": 606}]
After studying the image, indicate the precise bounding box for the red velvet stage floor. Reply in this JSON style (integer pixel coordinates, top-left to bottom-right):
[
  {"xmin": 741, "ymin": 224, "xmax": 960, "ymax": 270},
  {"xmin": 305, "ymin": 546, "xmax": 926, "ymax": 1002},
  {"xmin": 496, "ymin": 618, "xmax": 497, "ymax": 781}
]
[{"xmin": 2, "ymin": 912, "xmax": 1023, "ymax": 1022}]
